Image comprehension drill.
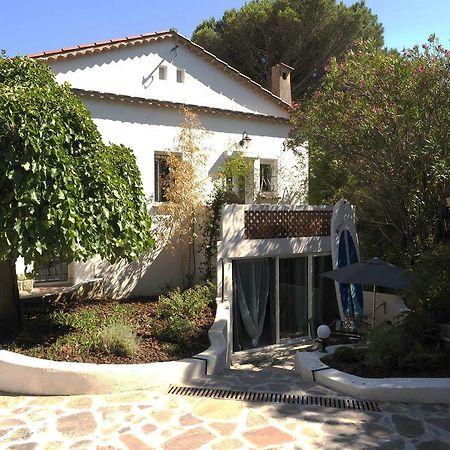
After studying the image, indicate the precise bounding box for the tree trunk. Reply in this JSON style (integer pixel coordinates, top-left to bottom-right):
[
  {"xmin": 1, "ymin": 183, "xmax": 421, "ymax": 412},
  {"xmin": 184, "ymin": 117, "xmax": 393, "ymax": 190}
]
[{"xmin": 0, "ymin": 259, "xmax": 22, "ymax": 336}]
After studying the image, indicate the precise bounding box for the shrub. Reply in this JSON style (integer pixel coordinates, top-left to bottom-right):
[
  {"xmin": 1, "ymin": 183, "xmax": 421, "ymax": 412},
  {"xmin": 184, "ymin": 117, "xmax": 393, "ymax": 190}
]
[
  {"xmin": 356, "ymin": 244, "xmax": 450, "ymax": 374},
  {"xmin": 155, "ymin": 283, "xmax": 214, "ymax": 342},
  {"xmin": 331, "ymin": 345, "xmax": 365, "ymax": 364},
  {"xmin": 156, "ymin": 283, "xmax": 214, "ymax": 322},
  {"xmin": 98, "ymin": 322, "xmax": 139, "ymax": 357},
  {"xmin": 406, "ymin": 243, "xmax": 450, "ymax": 331},
  {"xmin": 362, "ymin": 323, "xmax": 410, "ymax": 372}
]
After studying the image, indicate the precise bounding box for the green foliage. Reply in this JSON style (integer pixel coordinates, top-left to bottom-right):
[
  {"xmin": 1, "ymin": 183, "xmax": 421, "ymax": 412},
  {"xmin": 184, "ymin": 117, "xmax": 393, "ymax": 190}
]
[
  {"xmin": 192, "ymin": 0, "xmax": 383, "ymax": 99},
  {"xmin": 404, "ymin": 243, "xmax": 450, "ymax": 337},
  {"xmin": 0, "ymin": 56, "xmax": 154, "ymax": 270},
  {"xmin": 330, "ymin": 345, "xmax": 365, "ymax": 363},
  {"xmin": 329, "ymin": 245, "xmax": 450, "ymax": 376},
  {"xmin": 98, "ymin": 322, "xmax": 139, "ymax": 357},
  {"xmin": 360, "ymin": 323, "xmax": 446, "ymax": 375},
  {"xmin": 155, "ymin": 283, "xmax": 214, "ymax": 342},
  {"xmin": 291, "ymin": 37, "xmax": 450, "ymax": 263},
  {"xmin": 200, "ymin": 153, "xmax": 253, "ymax": 280},
  {"xmin": 362, "ymin": 323, "xmax": 410, "ymax": 372},
  {"xmin": 218, "ymin": 152, "xmax": 254, "ymax": 184},
  {"xmin": 200, "ymin": 184, "xmax": 228, "ymax": 281}
]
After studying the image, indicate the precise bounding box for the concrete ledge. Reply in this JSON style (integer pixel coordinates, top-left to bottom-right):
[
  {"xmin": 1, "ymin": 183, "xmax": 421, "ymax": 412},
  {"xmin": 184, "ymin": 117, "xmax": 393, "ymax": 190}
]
[
  {"xmin": 295, "ymin": 346, "xmax": 450, "ymax": 404},
  {"xmin": 195, "ymin": 300, "xmax": 229, "ymax": 375},
  {"xmin": 0, "ymin": 299, "xmax": 230, "ymax": 396}
]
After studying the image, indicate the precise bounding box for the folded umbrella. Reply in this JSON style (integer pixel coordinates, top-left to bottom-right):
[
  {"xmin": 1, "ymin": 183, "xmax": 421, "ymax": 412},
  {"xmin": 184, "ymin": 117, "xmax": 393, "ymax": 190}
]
[{"xmin": 320, "ymin": 257, "xmax": 411, "ymax": 325}]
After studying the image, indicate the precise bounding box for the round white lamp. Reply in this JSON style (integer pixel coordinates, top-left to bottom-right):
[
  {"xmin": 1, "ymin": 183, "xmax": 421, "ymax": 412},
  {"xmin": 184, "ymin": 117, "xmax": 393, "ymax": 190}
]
[{"xmin": 317, "ymin": 324, "xmax": 331, "ymax": 352}]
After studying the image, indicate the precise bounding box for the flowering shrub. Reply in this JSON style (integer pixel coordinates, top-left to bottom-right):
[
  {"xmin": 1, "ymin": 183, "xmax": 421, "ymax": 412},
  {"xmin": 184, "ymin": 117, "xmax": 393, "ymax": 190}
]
[{"xmin": 290, "ymin": 36, "xmax": 450, "ymax": 263}]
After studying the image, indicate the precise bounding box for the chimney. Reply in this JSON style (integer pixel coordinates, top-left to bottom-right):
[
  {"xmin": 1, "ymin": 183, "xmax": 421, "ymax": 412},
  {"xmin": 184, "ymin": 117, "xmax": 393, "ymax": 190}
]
[{"xmin": 271, "ymin": 63, "xmax": 294, "ymax": 104}]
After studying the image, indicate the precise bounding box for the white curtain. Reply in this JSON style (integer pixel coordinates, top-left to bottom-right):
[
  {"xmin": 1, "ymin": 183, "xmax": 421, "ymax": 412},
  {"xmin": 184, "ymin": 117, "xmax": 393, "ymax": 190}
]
[{"xmin": 234, "ymin": 259, "xmax": 270, "ymax": 348}]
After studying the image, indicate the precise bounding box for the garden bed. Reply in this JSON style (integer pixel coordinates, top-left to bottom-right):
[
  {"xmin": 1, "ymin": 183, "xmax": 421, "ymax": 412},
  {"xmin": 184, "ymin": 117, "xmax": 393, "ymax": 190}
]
[
  {"xmin": 322, "ymin": 345, "xmax": 450, "ymax": 378},
  {"xmin": 0, "ymin": 293, "xmax": 215, "ymax": 364}
]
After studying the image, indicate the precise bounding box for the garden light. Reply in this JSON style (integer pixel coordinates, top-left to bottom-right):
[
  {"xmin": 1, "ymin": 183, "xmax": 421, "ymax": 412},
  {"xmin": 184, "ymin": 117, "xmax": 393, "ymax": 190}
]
[{"xmin": 317, "ymin": 324, "xmax": 331, "ymax": 353}]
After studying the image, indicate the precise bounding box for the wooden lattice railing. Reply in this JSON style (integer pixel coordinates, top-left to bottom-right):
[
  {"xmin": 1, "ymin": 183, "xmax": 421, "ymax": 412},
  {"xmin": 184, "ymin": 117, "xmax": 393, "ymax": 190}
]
[{"xmin": 244, "ymin": 210, "xmax": 332, "ymax": 239}]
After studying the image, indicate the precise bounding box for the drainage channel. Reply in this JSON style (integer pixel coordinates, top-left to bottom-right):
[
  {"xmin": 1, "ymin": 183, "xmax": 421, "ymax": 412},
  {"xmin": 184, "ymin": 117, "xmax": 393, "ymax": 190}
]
[{"xmin": 168, "ymin": 385, "xmax": 381, "ymax": 412}]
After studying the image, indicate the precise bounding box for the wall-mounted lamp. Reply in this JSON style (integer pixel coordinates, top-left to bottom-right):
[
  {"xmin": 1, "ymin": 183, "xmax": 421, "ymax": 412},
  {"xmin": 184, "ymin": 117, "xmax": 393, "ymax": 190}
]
[{"xmin": 238, "ymin": 131, "xmax": 252, "ymax": 149}]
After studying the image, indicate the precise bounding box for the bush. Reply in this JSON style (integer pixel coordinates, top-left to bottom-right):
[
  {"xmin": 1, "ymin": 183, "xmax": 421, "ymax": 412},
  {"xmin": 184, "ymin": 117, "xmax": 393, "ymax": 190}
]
[
  {"xmin": 98, "ymin": 322, "xmax": 139, "ymax": 357},
  {"xmin": 155, "ymin": 283, "xmax": 214, "ymax": 342},
  {"xmin": 406, "ymin": 243, "xmax": 450, "ymax": 332},
  {"xmin": 362, "ymin": 323, "xmax": 410, "ymax": 372},
  {"xmin": 356, "ymin": 243, "xmax": 450, "ymax": 374},
  {"xmin": 332, "ymin": 345, "xmax": 365, "ymax": 363}
]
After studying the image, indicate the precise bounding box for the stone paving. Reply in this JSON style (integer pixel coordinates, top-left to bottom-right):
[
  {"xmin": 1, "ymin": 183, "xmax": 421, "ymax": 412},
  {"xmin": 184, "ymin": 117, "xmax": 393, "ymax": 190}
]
[{"xmin": 1, "ymin": 342, "xmax": 450, "ymax": 449}]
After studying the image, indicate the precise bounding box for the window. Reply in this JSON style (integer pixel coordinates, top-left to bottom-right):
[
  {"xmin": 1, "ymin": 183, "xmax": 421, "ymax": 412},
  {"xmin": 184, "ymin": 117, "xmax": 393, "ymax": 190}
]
[
  {"xmin": 176, "ymin": 68, "xmax": 185, "ymax": 83},
  {"xmin": 260, "ymin": 163, "xmax": 274, "ymax": 192},
  {"xmin": 34, "ymin": 257, "xmax": 69, "ymax": 283},
  {"xmin": 154, "ymin": 155, "xmax": 170, "ymax": 202},
  {"xmin": 159, "ymin": 65, "xmax": 167, "ymax": 80}
]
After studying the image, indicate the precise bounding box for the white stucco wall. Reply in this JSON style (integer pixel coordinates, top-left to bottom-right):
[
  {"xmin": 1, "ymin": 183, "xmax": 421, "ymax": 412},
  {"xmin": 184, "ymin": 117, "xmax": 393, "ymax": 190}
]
[
  {"xmin": 48, "ymin": 38, "xmax": 288, "ymax": 118},
  {"xmin": 217, "ymin": 204, "xmax": 333, "ymax": 308},
  {"xmin": 68, "ymin": 97, "xmax": 306, "ymax": 297},
  {"xmin": 37, "ymin": 38, "xmax": 307, "ymax": 298},
  {"xmin": 81, "ymin": 96, "xmax": 303, "ymax": 203}
]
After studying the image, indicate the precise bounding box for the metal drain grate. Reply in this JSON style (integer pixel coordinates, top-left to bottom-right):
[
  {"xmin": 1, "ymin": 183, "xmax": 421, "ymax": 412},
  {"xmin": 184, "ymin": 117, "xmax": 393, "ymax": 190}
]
[{"xmin": 168, "ymin": 385, "xmax": 381, "ymax": 412}]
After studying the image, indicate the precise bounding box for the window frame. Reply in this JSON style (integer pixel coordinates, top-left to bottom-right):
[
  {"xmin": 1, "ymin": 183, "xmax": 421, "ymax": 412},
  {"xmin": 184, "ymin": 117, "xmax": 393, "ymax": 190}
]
[
  {"xmin": 176, "ymin": 68, "xmax": 185, "ymax": 83},
  {"xmin": 154, "ymin": 154, "xmax": 170, "ymax": 203},
  {"xmin": 260, "ymin": 163, "xmax": 274, "ymax": 193},
  {"xmin": 259, "ymin": 160, "xmax": 278, "ymax": 197},
  {"xmin": 159, "ymin": 65, "xmax": 168, "ymax": 81}
]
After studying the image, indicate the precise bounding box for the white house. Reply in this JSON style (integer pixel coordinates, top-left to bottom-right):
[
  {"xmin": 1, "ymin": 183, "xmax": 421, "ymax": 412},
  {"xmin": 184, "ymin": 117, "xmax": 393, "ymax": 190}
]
[{"xmin": 27, "ymin": 29, "xmax": 308, "ymax": 299}]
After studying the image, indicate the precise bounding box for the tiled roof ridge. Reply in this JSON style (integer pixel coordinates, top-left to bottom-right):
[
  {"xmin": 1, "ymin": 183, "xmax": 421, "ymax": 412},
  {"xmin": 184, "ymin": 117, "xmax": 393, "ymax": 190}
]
[
  {"xmin": 73, "ymin": 88, "xmax": 290, "ymax": 123},
  {"xmin": 28, "ymin": 30, "xmax": 290, "ymax": 111},
  {"xmin": 27, "ymin": 30, "xmax": 173, "ymax": 58}
]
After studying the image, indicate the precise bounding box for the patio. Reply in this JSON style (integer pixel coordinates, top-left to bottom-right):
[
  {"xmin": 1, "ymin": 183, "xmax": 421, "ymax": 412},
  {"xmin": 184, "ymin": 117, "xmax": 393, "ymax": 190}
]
[{"xmin": 1, "ymin": 359, "xmax": 450, "ymax": 449}]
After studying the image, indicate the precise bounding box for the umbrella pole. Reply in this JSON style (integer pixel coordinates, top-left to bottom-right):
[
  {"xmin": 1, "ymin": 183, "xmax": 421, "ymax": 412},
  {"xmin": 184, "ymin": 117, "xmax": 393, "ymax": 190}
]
[{"xmin": 372, "ymin": 285, "xmax": 377, "ymax": 327}]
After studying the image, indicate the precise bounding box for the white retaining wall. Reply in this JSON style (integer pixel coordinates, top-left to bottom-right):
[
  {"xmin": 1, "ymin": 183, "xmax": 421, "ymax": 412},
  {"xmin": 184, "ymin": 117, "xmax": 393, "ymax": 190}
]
[
  {"xmin": 0, "ymin": 300, "xmax": 230, "ymax": 396},
  {"xmin": 295, "ymin": 346, "xmax": 450, "ymax": 404}
]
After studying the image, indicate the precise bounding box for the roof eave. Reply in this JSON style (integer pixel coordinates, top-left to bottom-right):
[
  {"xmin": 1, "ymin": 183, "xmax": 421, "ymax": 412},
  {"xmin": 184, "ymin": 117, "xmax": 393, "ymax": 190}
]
[{"xmin": 73, "ymin": 88, "xmax": 290, "ymax": 123}]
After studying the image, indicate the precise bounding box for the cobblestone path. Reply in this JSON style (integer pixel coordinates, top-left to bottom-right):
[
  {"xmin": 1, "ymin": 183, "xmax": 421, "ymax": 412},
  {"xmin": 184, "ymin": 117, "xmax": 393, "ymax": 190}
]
[
  {"xmin": 1, "ymin": 341, "xmax": 450, "ymax": 449},
  {"xmin": 1, "ymin": 365, "xmax": 450, "ymax": 450}
]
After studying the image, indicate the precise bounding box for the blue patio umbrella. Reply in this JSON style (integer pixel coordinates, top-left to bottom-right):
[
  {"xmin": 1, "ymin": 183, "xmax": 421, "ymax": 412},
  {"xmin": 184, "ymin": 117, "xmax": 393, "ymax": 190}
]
[{"xmin": 320, "ymin": 257, "xmax": 411, "ymax": 325}]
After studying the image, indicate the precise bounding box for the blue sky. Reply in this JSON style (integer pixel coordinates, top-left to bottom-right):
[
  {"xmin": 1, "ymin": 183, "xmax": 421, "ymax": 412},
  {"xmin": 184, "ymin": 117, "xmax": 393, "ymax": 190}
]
[{"xmin": 1, "ymin": 0, "xmax": 449, "ymax": 56}]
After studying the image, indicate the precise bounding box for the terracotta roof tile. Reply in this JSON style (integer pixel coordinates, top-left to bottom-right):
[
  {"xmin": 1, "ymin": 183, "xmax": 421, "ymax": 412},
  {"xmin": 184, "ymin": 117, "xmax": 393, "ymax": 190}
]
[
  {"xmin": 125, "ymin": 34, "xmax": 144, "ymax": 40},
  {"xmin": 77, "ymin": 43, "xmax": 94, "ymax": 49},
  {"xmin": 27, "ymin": 51, "xmax": 45, "ymax": 58},
  {"xmin": 42, "ymin": 48, "xmax": 64, "ymax": 56},
  {"xmin": 93, "ymin": 40, "xmax": 112, "ymax": 46},
  {"xmin": 28, "ymin": 30, "xmax": 171, "ymax": 59}
]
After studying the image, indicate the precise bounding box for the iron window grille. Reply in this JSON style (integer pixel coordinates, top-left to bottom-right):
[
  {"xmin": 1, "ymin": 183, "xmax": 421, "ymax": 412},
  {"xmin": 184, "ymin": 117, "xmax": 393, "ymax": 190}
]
[
  {"xmin": 154, "ymin": 155, "xmax": 170, "ymax": 202},
  {"xmin": 34, "ymin": 257, "xmax": 69, "ymax": 283},
  {"xmin": 260, "ymin": 163, "xmax": 274, "ymax": 192}
]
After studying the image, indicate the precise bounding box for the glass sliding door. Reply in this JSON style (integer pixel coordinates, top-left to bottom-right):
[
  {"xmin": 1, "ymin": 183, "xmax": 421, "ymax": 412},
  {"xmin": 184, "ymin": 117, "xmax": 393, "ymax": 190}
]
[
  {"xmin": 279, "ymin": 257, "xmax": 308, "ymax": 339},
  {"xmin": 232, "ymin": 256, "xmax": 310, "ymax": 352}
]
